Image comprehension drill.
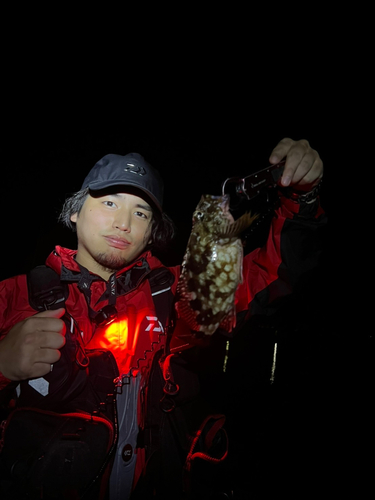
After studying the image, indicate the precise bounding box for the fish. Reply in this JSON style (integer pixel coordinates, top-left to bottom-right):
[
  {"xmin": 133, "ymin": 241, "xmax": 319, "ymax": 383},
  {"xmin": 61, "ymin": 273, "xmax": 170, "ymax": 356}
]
[{"xmin": 175, "ymin": 194, "xmax": 258, "ymax": 335}]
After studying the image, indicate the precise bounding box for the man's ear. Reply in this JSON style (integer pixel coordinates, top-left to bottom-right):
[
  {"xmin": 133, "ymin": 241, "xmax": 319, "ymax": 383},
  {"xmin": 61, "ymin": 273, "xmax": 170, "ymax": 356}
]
[{"xmin": 70, "ymin": 213, "xmax": 78, "ymax": 223}]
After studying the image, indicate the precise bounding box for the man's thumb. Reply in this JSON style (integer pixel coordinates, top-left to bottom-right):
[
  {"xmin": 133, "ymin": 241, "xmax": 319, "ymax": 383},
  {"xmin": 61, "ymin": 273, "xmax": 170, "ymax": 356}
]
[{"xmin": 34, "ymin": 307, "xmax": 66, "ymax": 319}]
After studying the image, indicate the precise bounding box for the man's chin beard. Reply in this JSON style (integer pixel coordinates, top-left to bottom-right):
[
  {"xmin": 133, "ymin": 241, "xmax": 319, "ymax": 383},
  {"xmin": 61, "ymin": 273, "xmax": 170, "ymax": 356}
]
[{"xmin": 95, "ymin": 252, "xmax": 128, "ymax": 273}]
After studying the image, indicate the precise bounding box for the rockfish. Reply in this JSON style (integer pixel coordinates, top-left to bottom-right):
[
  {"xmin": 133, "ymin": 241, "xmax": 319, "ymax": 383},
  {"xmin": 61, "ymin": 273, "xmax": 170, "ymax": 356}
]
[{"xmin": 176, "ymin": 194, "xmax": 257, "ymax": 335}]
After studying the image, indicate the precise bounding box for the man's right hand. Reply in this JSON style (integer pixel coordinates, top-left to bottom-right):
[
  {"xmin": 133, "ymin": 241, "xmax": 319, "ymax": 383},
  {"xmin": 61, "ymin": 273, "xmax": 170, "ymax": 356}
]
[{"xmin": 0, "ymin": 308, "xmax": 66, "ymax": 381}]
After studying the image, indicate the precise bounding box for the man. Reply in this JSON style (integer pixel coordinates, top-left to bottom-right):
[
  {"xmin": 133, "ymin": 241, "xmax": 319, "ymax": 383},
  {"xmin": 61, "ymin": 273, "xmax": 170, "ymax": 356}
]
[{"xmin": 0, "ymin": 138, "xmax": 325, "ymax": 499}]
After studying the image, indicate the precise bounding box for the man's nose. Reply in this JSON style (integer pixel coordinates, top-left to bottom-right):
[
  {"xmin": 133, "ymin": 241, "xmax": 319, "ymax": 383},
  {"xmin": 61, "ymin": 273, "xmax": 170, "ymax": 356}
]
[{"xmin": 113, "ymin": 212, "xmax": 131, "ymax": 231}]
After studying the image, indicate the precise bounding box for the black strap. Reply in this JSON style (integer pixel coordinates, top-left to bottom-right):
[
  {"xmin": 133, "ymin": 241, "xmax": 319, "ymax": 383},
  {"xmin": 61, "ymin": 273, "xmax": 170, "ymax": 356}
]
[
  {"xmin": 27, "ymin": 265, "xmax": 69, "ymax": 311},
  {"xmin": 148, "ymin": 267, "xmax": 176, "ymax": 336},
  {"xmin": 27, "ymin": 264, "xmax": 175, "ymax": 334}
]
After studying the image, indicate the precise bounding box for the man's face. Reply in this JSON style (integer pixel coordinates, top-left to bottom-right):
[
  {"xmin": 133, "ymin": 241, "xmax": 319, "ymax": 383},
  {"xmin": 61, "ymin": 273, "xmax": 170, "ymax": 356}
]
[{"xmin": 71, "ymin": 191, "xmax": 153, "ymax": 279}]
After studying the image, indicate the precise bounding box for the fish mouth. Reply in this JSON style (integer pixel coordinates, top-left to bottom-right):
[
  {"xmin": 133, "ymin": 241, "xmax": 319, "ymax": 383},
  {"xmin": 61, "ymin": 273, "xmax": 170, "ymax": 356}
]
[
  {"xmin": 221, "ymin": 195, "xmax": 236, "ymax": 224},
  {"xmin": 218, "ymin": 194, "xmax": 231, "ymax": 213}
]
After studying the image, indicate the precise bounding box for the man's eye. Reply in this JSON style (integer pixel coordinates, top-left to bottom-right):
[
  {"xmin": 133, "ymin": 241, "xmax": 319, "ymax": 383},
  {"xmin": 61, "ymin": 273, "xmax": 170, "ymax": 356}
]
[
  {"xmin": 135, "ymin": 211, "xmax": 147, "ymax": 219},
  {"xmin": 104, "ymin": 201, "xmax": 116, "ymax": 207}
]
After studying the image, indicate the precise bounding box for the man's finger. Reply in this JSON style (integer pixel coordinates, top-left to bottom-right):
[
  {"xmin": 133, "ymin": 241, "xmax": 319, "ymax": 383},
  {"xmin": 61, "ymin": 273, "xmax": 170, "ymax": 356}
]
[
  {"xmin": 35, "ymin": 346, "xmax": 63, "ymax": 365},
  {"xmin": 26, "ymin": 308, "xmax": 66, "ymax": 336},
  {"xmin": 38, "ymin": 331, "xmax": 66, "ymax": 350},
  {"xmin": 269, "ymin": 137, "xmax": 294, "ymax": 164},
  {"xmin": 34, "ymin": 308, "xmax": 66, "ymax": 319}
]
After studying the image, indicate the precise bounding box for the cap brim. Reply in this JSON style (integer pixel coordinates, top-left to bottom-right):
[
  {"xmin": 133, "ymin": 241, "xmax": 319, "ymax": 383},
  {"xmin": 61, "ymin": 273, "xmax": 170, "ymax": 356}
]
[{"xmin": 88, "ymin": 181, "xmax": 163, "ymax": 213}]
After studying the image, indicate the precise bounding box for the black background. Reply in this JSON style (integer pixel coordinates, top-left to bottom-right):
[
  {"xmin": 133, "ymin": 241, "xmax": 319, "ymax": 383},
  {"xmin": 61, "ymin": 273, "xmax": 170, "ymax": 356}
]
[
  {"xmin": 0, "ymin": 64, "xmax": 370, "ymax": 496},
  {"xmin": 0, "ymin": 0, "xmax": 371, "ymax": 491}
]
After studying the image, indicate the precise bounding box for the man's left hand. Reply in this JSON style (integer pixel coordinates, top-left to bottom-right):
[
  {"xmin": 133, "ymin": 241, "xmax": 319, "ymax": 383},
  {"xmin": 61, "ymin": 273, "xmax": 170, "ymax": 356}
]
[{"xmin": 269, "ymin": 138, "xmax": 323, "ymax": 192}]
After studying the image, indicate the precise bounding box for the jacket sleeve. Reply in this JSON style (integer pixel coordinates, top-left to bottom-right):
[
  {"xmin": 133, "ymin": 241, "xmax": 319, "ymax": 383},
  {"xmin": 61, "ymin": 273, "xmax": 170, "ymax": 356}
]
[{"xmin": 234, "ymin": 191, "xmax": 327, "ymax": 325}]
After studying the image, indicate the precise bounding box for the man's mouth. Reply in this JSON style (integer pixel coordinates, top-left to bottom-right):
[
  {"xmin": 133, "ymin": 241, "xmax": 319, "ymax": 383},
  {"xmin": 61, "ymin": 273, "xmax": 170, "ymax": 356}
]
[{"xmin": 104, "ymin": 236, "xmax": 130, "ymax": 250}]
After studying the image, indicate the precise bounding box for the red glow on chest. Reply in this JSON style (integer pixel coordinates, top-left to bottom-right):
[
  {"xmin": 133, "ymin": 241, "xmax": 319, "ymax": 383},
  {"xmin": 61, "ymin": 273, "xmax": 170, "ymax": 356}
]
[
  {"xmin": 101, "ymin": 318, "xmax": 140, "ymax": 355},
  {"xmin": 85, "ymin": 306, "xmax": 164, "ymax": 374}
]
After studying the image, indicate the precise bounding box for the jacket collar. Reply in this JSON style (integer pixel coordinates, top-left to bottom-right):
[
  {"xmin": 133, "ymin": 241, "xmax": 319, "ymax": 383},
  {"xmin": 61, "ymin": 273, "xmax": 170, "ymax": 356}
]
[{"xmin": 46, "ymin": 245, "xmax": 160, "ymax": 285}]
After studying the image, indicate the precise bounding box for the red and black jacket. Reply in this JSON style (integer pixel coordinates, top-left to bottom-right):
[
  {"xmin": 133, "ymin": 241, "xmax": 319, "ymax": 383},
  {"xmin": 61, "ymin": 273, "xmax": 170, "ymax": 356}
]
[{"xmin": 0, "ymin": 192, "xmax": 326, "ymax": 391}]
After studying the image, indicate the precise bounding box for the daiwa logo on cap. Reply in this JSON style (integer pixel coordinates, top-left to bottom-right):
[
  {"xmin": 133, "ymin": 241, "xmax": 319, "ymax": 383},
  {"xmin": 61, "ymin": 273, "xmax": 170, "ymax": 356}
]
[
  {"xmin": 81, "ymin": 153, "xmax": 164, "ymax": 212},
  {"xmin": 124, "ymin": 163, "xmax": 146, "ymax": 176}
]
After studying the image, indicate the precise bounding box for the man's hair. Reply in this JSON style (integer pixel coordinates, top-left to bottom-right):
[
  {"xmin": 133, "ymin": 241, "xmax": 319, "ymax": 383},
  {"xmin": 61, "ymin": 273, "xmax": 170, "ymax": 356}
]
[{"xmin": 58, "ymin": 188, "xmax": 175, "ymax": 254}]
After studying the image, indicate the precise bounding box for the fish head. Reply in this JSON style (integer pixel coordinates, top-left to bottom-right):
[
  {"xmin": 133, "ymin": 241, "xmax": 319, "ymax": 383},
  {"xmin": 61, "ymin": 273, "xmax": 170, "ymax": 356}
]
[{"xmin": 192, "ymin": 194, "xmax": 234, "ymax": 234}]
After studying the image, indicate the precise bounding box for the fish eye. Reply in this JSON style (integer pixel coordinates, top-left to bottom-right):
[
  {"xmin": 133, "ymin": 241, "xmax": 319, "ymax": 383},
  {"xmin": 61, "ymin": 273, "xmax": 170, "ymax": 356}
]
[{"xmin": 195, "ymin": 211, "xmax": 204, "ymax": 220}]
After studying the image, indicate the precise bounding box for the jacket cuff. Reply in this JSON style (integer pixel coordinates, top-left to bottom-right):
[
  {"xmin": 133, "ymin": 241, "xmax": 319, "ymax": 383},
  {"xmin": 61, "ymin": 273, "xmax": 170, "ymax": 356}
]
[
  {"xmin": 279, "ymin": 180, "xmax": 322, "ymax": 205},
  {"xmin": 278, "ymin": 181, "xmax": 324, "ymax": 218}
]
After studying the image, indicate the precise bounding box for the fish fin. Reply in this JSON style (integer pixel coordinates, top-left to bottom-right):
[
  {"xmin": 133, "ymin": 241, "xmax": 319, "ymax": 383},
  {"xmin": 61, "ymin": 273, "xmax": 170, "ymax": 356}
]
[
  {"xmin": 219, "ymin": 211, "xmax": 258, "ymax": 238},
  {"xmin": 175, "ymin": 299, "xmax": 202, "ymax": 332},
  {"xmin": 176, "ymin": 271, "xmax": 203, "ymax": 331},
  {"xmin": 176, "ymin": 269, "xmax": 192, "ymax": 299}
]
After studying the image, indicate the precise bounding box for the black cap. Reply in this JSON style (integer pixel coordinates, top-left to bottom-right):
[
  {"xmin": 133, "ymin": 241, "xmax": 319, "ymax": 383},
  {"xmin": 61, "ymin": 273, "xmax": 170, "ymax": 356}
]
[{"xmin": 81, "ymin": 153, "xmax": 163, "ymax": 212}]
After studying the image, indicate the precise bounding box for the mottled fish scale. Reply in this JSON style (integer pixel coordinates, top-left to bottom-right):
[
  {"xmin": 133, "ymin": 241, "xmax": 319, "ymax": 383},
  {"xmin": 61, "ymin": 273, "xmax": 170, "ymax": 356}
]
[{"xmin": 176, "ymin": 194, "xmax": 258, "ymax": 335}]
